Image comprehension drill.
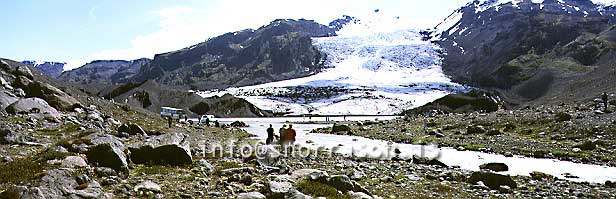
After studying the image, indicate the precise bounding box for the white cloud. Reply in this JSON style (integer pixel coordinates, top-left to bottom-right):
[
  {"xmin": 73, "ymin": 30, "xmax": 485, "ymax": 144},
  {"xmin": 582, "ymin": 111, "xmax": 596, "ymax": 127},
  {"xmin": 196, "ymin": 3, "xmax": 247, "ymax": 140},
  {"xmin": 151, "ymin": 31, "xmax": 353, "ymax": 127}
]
[{"xmin": 66, "ymin": 0, "xmax": 460, "ymax": 71}]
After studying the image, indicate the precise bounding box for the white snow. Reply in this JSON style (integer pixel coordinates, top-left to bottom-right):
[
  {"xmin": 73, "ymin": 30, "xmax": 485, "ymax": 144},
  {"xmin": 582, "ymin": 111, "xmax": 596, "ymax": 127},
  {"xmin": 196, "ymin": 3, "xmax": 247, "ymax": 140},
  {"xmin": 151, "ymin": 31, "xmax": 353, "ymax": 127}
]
[{"xmin": 197, "ymin": 19, "xmax": 465, "ymax": 115}]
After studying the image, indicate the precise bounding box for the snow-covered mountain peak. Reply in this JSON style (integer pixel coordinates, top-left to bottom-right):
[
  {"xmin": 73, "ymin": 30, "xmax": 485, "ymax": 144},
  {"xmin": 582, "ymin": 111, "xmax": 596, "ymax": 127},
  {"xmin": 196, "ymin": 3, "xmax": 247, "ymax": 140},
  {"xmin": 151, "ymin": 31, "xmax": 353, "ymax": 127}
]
[
  {"xmin": 431, "ymin": 0, "xmax": 616, "ymax": 41},
  {"xmin": 334, "ymin": 10, "xmax": 414, "ymax": 37},
  {"xmin": 22, "ymin": 60, "xmax": 67, "ymax": 78}
]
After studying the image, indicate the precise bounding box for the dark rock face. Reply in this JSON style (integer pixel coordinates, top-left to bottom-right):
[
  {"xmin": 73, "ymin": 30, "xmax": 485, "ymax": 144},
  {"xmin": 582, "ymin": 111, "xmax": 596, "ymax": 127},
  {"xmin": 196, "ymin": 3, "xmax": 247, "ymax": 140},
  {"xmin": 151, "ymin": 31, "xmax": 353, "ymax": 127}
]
[
  {"xmin": 132, "ymin": 19, "xmax": 336, "ymax": 90},
  {"xmin": 129, "ymin": 133, "xmax": 192, "ymax": 166},
  {"xmin": 432, "ymin": 0, "xmax": 616, "ymax": 103},
  {"xmin": 22, "ymin": 61, "xmax": 66, "ymax": 78},
  {"xmin": 468, "ymin": 171, "xmax": 517, "ymax": 190},
  {"xmin": 58, "ymin": 58, "xmax": 150, "ymax": 93},
  {"xmin": 479, "ymin": 162, "xmax": 509, "ymax": 172},
  {"xmin": 100, "ymin": 80, "xmax": 271, "ymax": 118},
  {"xmin": 85, "ymin": 133, "xmax": 129, "ymax": 174},
  {"xmin": 405, "ymin": 90, "xmax": 503, "ymax": 114},
  {"xmin": 331, "ymin": 124, "xmax": 352, "ymax": 133}
]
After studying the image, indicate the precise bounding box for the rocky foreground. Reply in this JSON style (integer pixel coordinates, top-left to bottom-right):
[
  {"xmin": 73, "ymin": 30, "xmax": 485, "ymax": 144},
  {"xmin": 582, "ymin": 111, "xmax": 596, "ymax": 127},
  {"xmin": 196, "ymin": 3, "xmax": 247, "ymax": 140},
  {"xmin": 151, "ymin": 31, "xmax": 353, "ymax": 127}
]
[{"xmin": 1, "ymin": 60, "xmax": 616, "ymax": 198}]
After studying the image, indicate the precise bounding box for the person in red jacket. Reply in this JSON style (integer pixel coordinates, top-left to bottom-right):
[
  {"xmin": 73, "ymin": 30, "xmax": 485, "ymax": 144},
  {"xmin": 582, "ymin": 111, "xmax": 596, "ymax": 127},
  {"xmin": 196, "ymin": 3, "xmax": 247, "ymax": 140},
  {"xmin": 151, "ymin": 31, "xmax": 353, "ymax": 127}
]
[{"xmin": 284, "ymin": 124, "xmax": 297, "ymax": 145}]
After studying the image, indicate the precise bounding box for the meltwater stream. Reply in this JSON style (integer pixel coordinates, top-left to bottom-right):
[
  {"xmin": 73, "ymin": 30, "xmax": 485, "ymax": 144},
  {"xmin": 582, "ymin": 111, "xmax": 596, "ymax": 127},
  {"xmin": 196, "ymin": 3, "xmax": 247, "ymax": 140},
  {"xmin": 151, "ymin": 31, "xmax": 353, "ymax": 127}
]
[{"xmin": 218, "ymin": 116, "xmax": 616, "ymax": 184}]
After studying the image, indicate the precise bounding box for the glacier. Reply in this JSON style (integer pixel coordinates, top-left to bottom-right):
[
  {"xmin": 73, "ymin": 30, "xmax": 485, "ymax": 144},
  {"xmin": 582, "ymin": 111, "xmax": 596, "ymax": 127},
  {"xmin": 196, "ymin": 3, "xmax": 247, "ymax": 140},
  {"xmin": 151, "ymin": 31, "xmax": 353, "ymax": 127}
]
[{"xmin": 197, "ymin": 16, "xmax": 466, "ymax": 115}]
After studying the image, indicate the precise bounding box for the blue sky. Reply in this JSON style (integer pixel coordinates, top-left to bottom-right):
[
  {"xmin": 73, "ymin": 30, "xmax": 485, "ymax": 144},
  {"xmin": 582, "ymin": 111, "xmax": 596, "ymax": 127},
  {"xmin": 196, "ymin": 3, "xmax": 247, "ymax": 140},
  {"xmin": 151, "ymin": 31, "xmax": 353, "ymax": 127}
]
[{"xmin": 0, "ymin": 0, "xmax": 467, "ymax": 70}]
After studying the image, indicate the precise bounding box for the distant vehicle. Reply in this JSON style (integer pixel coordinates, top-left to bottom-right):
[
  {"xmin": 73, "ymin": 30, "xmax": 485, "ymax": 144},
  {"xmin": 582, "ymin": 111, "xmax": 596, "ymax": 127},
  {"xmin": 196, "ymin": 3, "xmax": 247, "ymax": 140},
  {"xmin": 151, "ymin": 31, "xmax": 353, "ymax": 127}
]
[
  {"xmin": 199, "ymin": 115, "xmax": 215, "ymax": 123},
  {"xmin": 160, "ymin": 107, "xmax": 185, "ymax": 120}
]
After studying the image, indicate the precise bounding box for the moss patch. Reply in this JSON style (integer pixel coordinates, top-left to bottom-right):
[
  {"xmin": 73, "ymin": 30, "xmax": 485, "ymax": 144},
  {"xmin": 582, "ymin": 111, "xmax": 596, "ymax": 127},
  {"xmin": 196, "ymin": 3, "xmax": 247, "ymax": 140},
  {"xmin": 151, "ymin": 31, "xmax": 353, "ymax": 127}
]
[
  {"xmin": 296, "ymin": 180, "xmax": 350, "ymax": 199},
  {"xmin": 0, "ymin": 158, "xmax": 45, "ymax": 184}
]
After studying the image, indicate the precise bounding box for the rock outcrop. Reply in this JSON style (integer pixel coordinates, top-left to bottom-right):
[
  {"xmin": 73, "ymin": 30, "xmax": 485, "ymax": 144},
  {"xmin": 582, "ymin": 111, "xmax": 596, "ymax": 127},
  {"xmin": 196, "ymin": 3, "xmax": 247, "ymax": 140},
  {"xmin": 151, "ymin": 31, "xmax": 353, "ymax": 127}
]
[
  {"xmin": 129, "ymin": 133, "xmax": 192, "ymax": 166},
  {"xmin": 85, "ymin": 133, "xmax": 130, "ymax": 174}
]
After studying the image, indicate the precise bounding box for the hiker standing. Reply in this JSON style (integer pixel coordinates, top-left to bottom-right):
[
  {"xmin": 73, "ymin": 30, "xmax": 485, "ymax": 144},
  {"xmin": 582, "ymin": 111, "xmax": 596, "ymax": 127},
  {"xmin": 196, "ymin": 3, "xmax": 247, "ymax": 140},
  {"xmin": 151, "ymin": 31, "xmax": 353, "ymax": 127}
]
[
  {"xmin": 266, "ymin": 124, "xmax": 275, "ymax": 144},
  {"xmin": 167, "ymin": 117, "xmax": 172, "ymax": 128},
  {"xmin": 285, "ymin": 124, "xmax": 297, "ymax": 145},
  {"xmin": 279, "ymin": 124, "xmax": 287, "ymax": 143},
  {"xmin": 602, "ymin": 92, "xmax": 609, "ymax": 111},
  {"xmin": 205, "ymin": 117, "xmax": 210, "ymax": 127}
]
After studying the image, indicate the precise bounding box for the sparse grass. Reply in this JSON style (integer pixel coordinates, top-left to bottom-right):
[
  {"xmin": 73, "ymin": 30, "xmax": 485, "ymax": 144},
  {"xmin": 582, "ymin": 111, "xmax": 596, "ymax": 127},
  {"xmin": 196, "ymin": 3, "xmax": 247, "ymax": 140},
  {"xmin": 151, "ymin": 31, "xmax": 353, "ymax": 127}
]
[
  {"xmin": 36, "ymin": 123, "xmax": 81, "ymax": 135},
  {"xmin": 37, "ymin": 150, "xmax": 70, "ymax": 161},
  {"xmin": 213, "ymin": 161, "xmax": 241, "ymax": 175},
  {"xmin": 296, "ymin": 180, "xmax": 350, "ymax": 199},
  {"xmin": 0, "ymin": 158, "xmax": 45, "ymax": 184},
  {"xmin": 460, "ymin": 144, "xmax": 486, "ymax": 151}
]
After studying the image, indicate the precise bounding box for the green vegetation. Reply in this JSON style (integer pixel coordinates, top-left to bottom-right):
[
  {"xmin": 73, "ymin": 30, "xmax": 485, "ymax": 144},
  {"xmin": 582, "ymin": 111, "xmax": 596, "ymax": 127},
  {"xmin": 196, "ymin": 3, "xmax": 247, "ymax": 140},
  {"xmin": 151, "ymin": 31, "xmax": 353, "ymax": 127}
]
[
  {"xmin": 36, "ymin": 123, "xmax": 81, "ymax": 135},
  {"xmin": 296, "ymin": 180, "xmax": 350, "ymax": 199},
  {"xmin": 460, "ymin": 144, "xmax": 486, "ymax": 151},
  {"xmin": 0, "ymin": 158, "xmax": 44, "ymax": 184},
  {"xmin": 37, "ymin": 150, "xmax": 70, "ymax": 161},
  {"xmin": 213, "ymin": 161, "xmax": 241, "ymax": 175}
]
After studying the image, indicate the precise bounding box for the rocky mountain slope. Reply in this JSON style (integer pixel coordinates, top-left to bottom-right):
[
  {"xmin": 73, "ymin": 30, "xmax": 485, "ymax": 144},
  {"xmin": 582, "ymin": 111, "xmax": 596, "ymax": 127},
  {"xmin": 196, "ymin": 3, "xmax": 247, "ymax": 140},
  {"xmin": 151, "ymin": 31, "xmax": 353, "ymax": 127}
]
[
  {"xmin": 131, "ymin": 19, "xmax": 337, "ymax": 90},
  {"xmin": 22, "ymin": 60, "xmax": 66, "ymax": 78},
  {"xmin": 429, "ymin": 0, "xmax": 616, "ymax": 104},
  {"xmin": 99, "ymin": 80, "xmax": 271, "ymax": 118},
  {"xmin": 57, "ymin": 59, "xmax": 150, "ymax": 94}
]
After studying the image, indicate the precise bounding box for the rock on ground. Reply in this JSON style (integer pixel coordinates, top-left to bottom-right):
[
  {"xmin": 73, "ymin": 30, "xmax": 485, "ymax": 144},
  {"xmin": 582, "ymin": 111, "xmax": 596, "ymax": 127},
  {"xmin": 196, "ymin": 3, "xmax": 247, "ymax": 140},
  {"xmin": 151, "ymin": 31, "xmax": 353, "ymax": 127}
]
[
  {"xmin": 468, "ymin": 171, "xmax": 517, "ymax": 190},
  {"xmin": 5, "ymin": 97, "xmax": 60, "ymax": 118},
  {"xmin": 129, "ymin": 132, "xmax": 192, "ymax": 166},
  {"xmin": 134, "ymin": 180, "xmax": 162, "ymax": 193},
  {"xmin": 479, "ymin": 162, "xmax": 509, "ymax": 172},
  {"xmin": 85, "ymin": 133, "xmax": 129, "ymax": 174},
  {"xmin": 332, "ymin": 124, "xmax": 352, "ymax": 133},
  {"xmin": 237, "ymin": 192, "xmax": 266, "ymax": 199},
  {"xmin": 117, "ymin": 122, "xmax": 146, "ymax": 136},
  {"xmin": 0, "ymin": 169, "xmax": 110, "ymax": 198}
]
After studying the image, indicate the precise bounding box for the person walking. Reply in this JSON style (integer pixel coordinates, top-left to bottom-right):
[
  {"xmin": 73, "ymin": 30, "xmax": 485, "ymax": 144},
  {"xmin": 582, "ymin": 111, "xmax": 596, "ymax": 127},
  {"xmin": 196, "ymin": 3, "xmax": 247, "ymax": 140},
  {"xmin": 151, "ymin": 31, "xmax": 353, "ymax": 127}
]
[
  {"xmin": 266, "ymin": 124, "xmax": 275, "ymax": 144},
  {"xmin": 602, "ymin": 92, "xmax": 609, "ymax": 111},
  {"xmin": 279, "ymin": 124, "xmax": 287, "ymax": 143},
  {"xmin": 285, "ymin": 124, "xmax": 297, "ymax": 145},
  {"xmin": 167, "ymin": 117, "xmax": 172, "ymax": 128}
]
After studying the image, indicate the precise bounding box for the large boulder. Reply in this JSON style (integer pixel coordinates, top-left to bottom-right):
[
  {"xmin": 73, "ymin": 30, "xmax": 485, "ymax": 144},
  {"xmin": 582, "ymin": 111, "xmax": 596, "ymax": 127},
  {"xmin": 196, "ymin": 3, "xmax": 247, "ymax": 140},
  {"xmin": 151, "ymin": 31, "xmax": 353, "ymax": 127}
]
[
  {"xmin": 266, "ymin": 181, "xmax": 294, "ymax": 199},
  {"xmin": 479, "ymin": 162, "xmax": 509, "ymax": 172},
  {"xmin": 117, "ymin": 122, "xmax": 146, "ymax": 136},
  {"xmin": 5, "ymin": 97, "xmax": 61, "ymax": 118},
  {"xmin": 468, "ymin": 171, "xmax": 517, "ymax": 190},
  {"xmin": 326, "ymin": 175, "xmax": 354, "ymax": 192},
  {"xmin": 129, "ymin": 132, "xmax": 192, "ymax": 166},
  {"xmin": 24, "ymin": 81, "xmax": 81, "ymax": 111},
  {"xmin": 0, "ymin": 90, "xmax": 18, "ymax": 110},
  {"xmin": 85, "ymin": 133, "xmax": 129, "ymax": 174},
  {"xmin": 331, "ymin": 124, "xmax": 352, "ymax": 133}
]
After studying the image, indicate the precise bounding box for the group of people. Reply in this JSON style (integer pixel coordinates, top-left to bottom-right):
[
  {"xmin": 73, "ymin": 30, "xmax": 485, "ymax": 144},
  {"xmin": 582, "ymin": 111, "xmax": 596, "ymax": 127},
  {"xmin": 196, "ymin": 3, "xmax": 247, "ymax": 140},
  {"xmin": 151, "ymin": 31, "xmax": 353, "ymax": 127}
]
[{"xmin": 266, "ymin": 124, "xmax": 296, "ymax": 145}]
